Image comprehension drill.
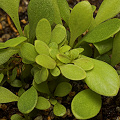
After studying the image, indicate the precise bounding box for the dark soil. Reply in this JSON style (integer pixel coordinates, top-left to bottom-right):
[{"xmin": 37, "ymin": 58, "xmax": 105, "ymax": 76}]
[{"xmin": 0, "ymin": 0, "xmax": 120, "ymax": 120}]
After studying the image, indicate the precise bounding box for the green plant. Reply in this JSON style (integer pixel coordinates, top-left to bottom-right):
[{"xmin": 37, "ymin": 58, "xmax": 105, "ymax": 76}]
[{"xmin": 0, "ymin": 0, "xmax": 120, "ymax": 119}]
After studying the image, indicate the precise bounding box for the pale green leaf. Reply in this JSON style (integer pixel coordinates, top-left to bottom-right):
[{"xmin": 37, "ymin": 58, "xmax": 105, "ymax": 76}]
[
  {"xmin": 5, "ymin": 37, "xmax": 27, "ymax": 47},
  {"xmin": 51, "ymin": 24, "xmax": 66, "ymax": 44},
  {"xmin": 35, "ymin": 96, "xmax": 51, "ymax": 110},
  {"xmin": 56, "ymin": 54, "xmax": 71, "ymax": 63},
  {"xmin": 53, "ymin": 102, "xmax": 66, "ymax": 116},
  {"xmin": 94, "ymin": 37, "xmax": 113, "ymax": 55},
  {"xmin": 50, "ymin": 98, "xmax": 57, "ymax": 105},
  {"xmin": 28, "ymin": 0, "xmax": 54, "ymax": 43},
  {"xmin": 71, "ymin": 89, "xmax": 102, "ymax": 119},
  {"xmin": 50, "ymin": 67, "xmax": 60, "ymax": 77},
  {"xmin": 69, "ymin": 1, "xmax": 93, "ymax": 47},
  {"xmin": 54, "ymin": 82, "xmax": 72, "ymax": 97},
  {"xmin": 0, "ymin": 48, "xmax": 18, "ymax": 65},
  {"xmin": 35, "ymin": 40, "xmax": 49, "ymax": 55},
  {"xmin": 0, "ymin": 43, "xmax": 6, "ymax": 49},
  {"xmin": 0, "ymin": 0, "xmax": 23, "ymax": 36},
  {"xmin": 49, "ymin": 42, "xmax": 58, "ymax": 49},
  {"xmin": 111, "ymin": 32, "xmax": 120, "ymax": 66},
  {"xmin": 95, "ymin": 0, "xmax": 120, "ymax": 25},
  {"xmin": 0, "ymin": 73, "xmax": 4, "ymax": 83},
  {"xmin": 73, "ymin": 58, "xmax": 94, "ymax": 71},
  {"xmin": 18, "ymin": 88, "xmax": 25, "ymax": 97},
  {"xmin": 83, "ymin": 56, "xmax": 120, "ymax": 96},
  {"xmin": 18, "ymin": 86, "xmax": 38, "ymax": 114},
  {"xmin": 20, "ymin": 43, "xmax": 38, "ymax": 62},
  {"xmin": 36, "ymin": 19, "xmax": 51, "ymax": 44},
  {"xmin": 24, "ymin": 24, "xmax": 29, "ymax": 38},
  {"xmin": 82, "ymin": 18, "xmax": 120, "ymax": 43},
  {"xmin": 59, "ymin": 64, "xmax": 86, "ymax": 80},
  {"xmin": 57, "ymin": 0, "xmax": 70, "ymax": 25},
  {"xmin": 11, "ymin": 114, "xmax": 23, "ymax": 120},
  {"xmin": 70, "ymin": 49, "xmax": 79, "ymax": 60},
  {"xmin": 59, "ymin": 45, "xmax": 71, "ymax": 53},
  {"xmin": 34, "ymin": 67, "xmax": 49, "ymax": 84},
  {"xmin": 0, "ymin": 86, "xmax": 19, "ymax": 103},
  {"xmin": 36, "ymin": 54, "xmax": 56, "ymax": 69},
  {"xmin": 49, "ymin": 48, "xmax": 59, "ymax": 60}
]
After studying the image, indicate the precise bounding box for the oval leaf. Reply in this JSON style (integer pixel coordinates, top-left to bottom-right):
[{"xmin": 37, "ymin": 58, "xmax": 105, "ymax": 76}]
[
  {"xmin": 57, "ymin": 54, "xmax": 71, "ymax": 63},
  {"xmin": 59, "ymin": 64, "xmax": 86, "ymax": 80},
  {"xmin": 34, "ymin": 67, "xmax": 49, "ymax": 84},
  {"xmin": 71, "ymin": 89, "xmax": 102, "ymax": 119},
  {"xmin": 11, "ymin": 114, "xmax": 23, "ymax": 120},
  {"xmin": 28, "ymin": 0, "xmax": 54, "ymax": 42},
  {"xmin": 82, "ymin": 18, "xmax": 120, "ymax": 43},
  {"xmin": 5, "ymin": 37, "xmax": 27, "ymax": 47},
  {"xmin": 36, "ymin": 54, "xmax": 56, "ymax": 69},
  {"xmin": 20, "ymin": 43, "xmax": 38, "ymax": 62},
  {"xmin": 0, "ymin": 0, "xmax": 23, "ymax": 36},
  {"xmin": 84, "ymin": 57, "xmax": 120, "ymax": 96},
  {"xmin": 51, "ymin": 24, "xmax": 66, "ymax": 44},
  {"xmin": 10, "ymin": 79, "xmax": 22, "ymax": 88},
  {"xmin": 95, "ymin": 0, "xmax": 120, "ymax": 25},
  {"xmin": 36, "ymin": 19, "xmax": 51, "ymax": 44},
  {"xmin": 69, "ymin": 1, "xmax": 93, "ymax": 47},
  {"xmin": 0, "ymin": 86, "xmax": 19, "ymax": 103},
  {"xmin": 18, "ymin": 86, "xmax": 38, "ymax": 114},
  {"xmin": 54, "ymin": 82, "xmax": 72, "ymax": 97},
  {"xmin": 0, "ymin": 48, "xmax": 18, "ymax": 65},
  {"xmin": 35, "ymin": 96, "xmax": 51, "ymax": 110},
  {"xmin": 111, "ymin": 31, "xmax": 120, "ymax": 66},
  {"xmin": 73, "ymin": 58, "xmax": 94, "ymax": 71},
  {"xmin": 94, "ymin": 37, "xmax": 113, "ymax": 55},
  {"xmin": 53, "ymin": 102, "xmax": 66, "ymax": 116},
  {"xmin": 57, "ymin": 0, "xmax": 70, "ymax": 25},
  {"xmin": 59, "ymin": 45, "xmax": 71, "ymax": 53},
  {"xmin": 50, "ymin": 67, "xmax": 60, "ymax": 77},
  {"xmin": 0, "ymin": 73, "xmax": 4, "ymax": 83},
  {"xmin": 35, "ymin": 40, "xmax": 49, "ymax": 55}
]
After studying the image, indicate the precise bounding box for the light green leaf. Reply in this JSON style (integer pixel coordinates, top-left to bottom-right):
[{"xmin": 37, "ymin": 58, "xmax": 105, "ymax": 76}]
[
  {"xmin": 0, "ymin": 48, "xmax": 18, "ymax": 65},
  {"xmin": 54, "ymin": 82, "xmax": 72, "ymax": 97},
  {"xmin": 24, "ymin": 24, "xmax": 29, "ymax": 38},
  {"xmin": 59, "ymin": 45, "xmax": 71, "ymax": 53},
  {"xmin": 50, "ymin": 98, "xmax": 57, "ymax": 105},
  {"xmin": 34, "ymin": 67, "xmax": 49, "ymax": 84},
  {"xmin": 5, "ymin": 37, "xmax": 27, "ymax": 47},
  {"xmin": 82, "ymin": 18, "xmax": 120, "ymax": 43},
  {"xmin": 18, "ymin": 86, "xmax": 38, "ymax": 114},
  {"xmin": 70, "ymin": 49, "xmax": 79, "ymax": 60},
  {"xmin": 0, "ymin": 73, "xmax": 4, "ymax": 83},
  {"xmin": 11, "ymin": 79, "xmax": 22, "ymax": 88},
  {"xmin": 49, "ymin": 42, "xmax": 58, "ymax": 49},
  {"xmin": 51, "ymin": 0, "xmax": 62, "ymax": 24},
  {"xmin": 20, "ymin": 43, "xmax": 38, "ymax": 62},
  {"xmin": 35, "ymin": 96, "xmax": 51, "ymax": 110},
  {"xmin": 76, "ymin": 48, "xmax": 84, "ymax": 54},
  {"xmin": 11, "ymin": 114, "xmax": 23, "ymax": 120},
  {"xmin": 95, "ymin": 0, "xmax": 120, "ymax": 25},
  {"xmin": 36, "ymin": 54, "xmax": 56, "ymax": 69},
  {"xmin": 18, "ymin": 88, "xmax": 25, "ymax": 97},
  {"xmin": 49, "ymin": 48, "xmax": 59, "ymax": 60},
  {"xmin": 94, "ymin": 37, "xmax": 113, "ymax": 55},
  {"xmin": 0, "ymin": 43, "xmax": 6, "ymax": 49},
  {"xmin": 73, "ymin": 58, "xmax": 94, "ymax": 71},
  {"xmin": 57, "ymin": 0, "xmax": 70, "ymax": 25},
  {"xmin": 33, "ymin": 81, "xmax": 50, "ymax": 95},
  {"xmin": 35, "ymin": 40, "xmax": 49, "ymax": 55},
  {"xmin": 69, "ymin": 1, "xmax": 93, "ymax": 47},
  {"xmin": 36, "ymin": 19, "xmax": 51, "ymax": 44},
  {"xmin": 51, "ymin": 24, "xmax": 66, "ymax": 44},
  {"xmin": 28, "ymin": 0, "xmax": 54, "ymax": 43},
  {"xmin": 56, "ymin": 54, "xmax": 71, "ymax": 63},
  {"xmin": 9, "ymin": 67, "xmax": 17, "ymax": 82},
  {"xmin": 53, "ymin": 102, "xmax": 66, "ymax": 116},
  {"xmin": 71, "ymin": 89, "xmax": 102, "ymax": 119},
  {"xmin": 59, "ymin": 64, "xmax": 86, "ymax": 80},
  {"xmin": 111, "ymin": 32, "xmax": 120, "ymax": 66},
  {"xmin": 50, "ymin": 67, "xmax": 60, "ymax": 77},
  {"xmin": 83, "ymin": 56, "xmax": 120, "ymax": 96},
  {"xmin": 0, "ymin": 0, "xmax": 23, "ymax": 36},
  {"xmin": 0, "ymin": 86, "xmax": 19, "ymax": 103}
]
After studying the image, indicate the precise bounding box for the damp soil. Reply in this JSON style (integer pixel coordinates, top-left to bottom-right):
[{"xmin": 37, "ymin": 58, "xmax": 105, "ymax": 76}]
[{"xmin": 0, "ymin": 0, "xmax": 120, "ymax": 120}]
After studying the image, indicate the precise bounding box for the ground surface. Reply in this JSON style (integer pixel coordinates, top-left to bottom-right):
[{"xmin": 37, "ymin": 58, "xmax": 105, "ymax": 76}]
[{"xmin": 0, "ymin": 0, "xmax": 120, "ymax": 120}]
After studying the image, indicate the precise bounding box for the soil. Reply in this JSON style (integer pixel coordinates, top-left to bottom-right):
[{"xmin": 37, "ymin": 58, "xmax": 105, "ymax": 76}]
[{"xmin": 0, "ymin": 0, "xmax": 120, "ymax": 120}]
